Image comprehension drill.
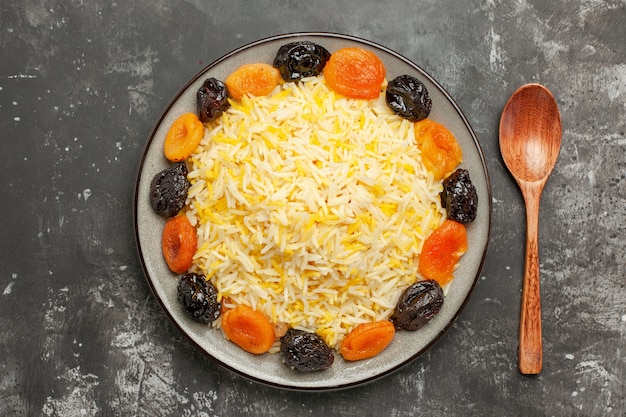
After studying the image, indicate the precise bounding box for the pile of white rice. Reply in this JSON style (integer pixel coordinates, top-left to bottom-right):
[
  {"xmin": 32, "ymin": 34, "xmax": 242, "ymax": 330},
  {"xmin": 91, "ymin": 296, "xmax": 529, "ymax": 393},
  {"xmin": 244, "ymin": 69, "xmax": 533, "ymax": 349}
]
[{"xmin": 185, "ymin": 76, "xmax": 446, "ymax": 349}]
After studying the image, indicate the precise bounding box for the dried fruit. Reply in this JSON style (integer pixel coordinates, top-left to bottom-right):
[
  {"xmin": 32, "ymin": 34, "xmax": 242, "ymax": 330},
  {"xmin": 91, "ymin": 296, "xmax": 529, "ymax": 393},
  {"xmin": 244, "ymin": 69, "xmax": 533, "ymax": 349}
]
[
  {"xmin": 390, "ymin": 280, "xmax": 444, "ymax": 330},
  {"xmin": 340, "ymin": 321, "xmax": 395, "ymax": 361},
  {"xmin": 323, "ymin": 47, "xmax": 386, "ymax": 99},
  {"xmin": 385, "ymin": 75, "xmax": 432, "ymax": 122},
  {"xmin": 162, "ymin": 215, "xmax": 197, "ymax": 274},
  {"xmin": 221, "ymin": 305, "xmax": 275, "ymax": 354},
  {"xmin": 280, "ymin": 328, "xmax": 334, "ymax": 372},
  {"xmin": 418, "ymin": 220, "xmax": 468, "ymax": 286},
  {"xmin": 224, "ymin": 63, "xmax": 282, "ymax": 101},
  {"xmin": 414, "ymin": 118, "xmax": 462, "ymax": 180},
  {"xmin": 273, "ymin": 41, "xmax": 331, "ymax": 82},
  {"xmin": 149, "ymin": 162, "xmax": 190, "ymax": 218},
  {"xmin": 441, "ymin": 168, "xmax": 478, "ymax": 224},
  {"xmin": 197, "ymin": 77, "xmax": 230, "ymax": 123},
  {"xmin": 177, "ymin": 273, "xmax": 221, "ymax": 323},
  {"xmin": 164, "ymin": 112, "xmax": 204, "ymax": 162}
]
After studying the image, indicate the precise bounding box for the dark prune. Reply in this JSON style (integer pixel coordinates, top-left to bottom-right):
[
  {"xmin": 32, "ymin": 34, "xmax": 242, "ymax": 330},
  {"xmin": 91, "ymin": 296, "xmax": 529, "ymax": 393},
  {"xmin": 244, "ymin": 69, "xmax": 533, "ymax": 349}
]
[
  {"xmin": 280, "ymin": 328, "xmax": 334, "ymax": 372},
  {"xmin": 197, "ymin": 77, "xmax": 230, "ymax": 123},
  {"xmin": 177, "ymin": 273, "xmax": 221, "ymax": 324},
  {"xmin": 385, "ymin": 75, "xmax": 432, "ymax": 122},
  {"xmin": 273, "ymin": 41, "xmax": 331, "ymax": 82},
  {"xmin": 390, "ymin": 280, "xmax": 444, "ymax": 331},
  {"xmin": 149, "ymin": 162, "xmax": 190, "ymax": 218},
  {"xmin": 441, "ymin": 168, "xmax": 478, "ymax": 224}
]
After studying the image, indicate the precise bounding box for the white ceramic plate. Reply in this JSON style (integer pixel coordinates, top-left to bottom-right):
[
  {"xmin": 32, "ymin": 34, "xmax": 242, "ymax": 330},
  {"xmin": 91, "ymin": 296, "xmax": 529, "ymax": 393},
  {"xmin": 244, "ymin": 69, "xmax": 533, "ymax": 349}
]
[{"xmin": 134, "ymin": 32, "xmax": 491, "ymax": 390}]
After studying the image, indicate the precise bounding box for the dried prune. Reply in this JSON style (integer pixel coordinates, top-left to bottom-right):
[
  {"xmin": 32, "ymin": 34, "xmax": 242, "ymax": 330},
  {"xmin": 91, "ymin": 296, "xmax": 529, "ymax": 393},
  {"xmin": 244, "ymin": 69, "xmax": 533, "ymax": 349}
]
[
  {"xmin": 149, "ymin": 162, "xmax": 190, "ymax": 218},
  {"xmin": 273, "ymin": 41, "xmax": 331, "ymax": 82},
  {"xmin": 390, "ymin": 280, "xmax": 444, "ymax": 331},
  {"xmin": 385, "ymin": 75, "xmax": 432, "ymax": 122},
  {"xmin": 177, "ymin": 273, "xmax": 221, "ymax": 324},
  {"xmin": 197, "ymin": 77, "xmax": 230, "ymax": 123},
  {"xmin": 280, "ymin": 328, "xmax": 334, "ymax": 372},
  {"xmin": 441, "ymin": 168, "xmax": 478, "ymax": 224}
]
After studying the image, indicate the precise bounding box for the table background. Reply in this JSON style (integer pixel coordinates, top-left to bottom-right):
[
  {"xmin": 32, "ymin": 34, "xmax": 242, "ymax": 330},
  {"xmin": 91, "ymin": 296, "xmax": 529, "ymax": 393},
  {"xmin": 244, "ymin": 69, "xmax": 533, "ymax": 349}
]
[{"xmin": 1, "ymin": 1, "xmax": 624, "ymax": 416}]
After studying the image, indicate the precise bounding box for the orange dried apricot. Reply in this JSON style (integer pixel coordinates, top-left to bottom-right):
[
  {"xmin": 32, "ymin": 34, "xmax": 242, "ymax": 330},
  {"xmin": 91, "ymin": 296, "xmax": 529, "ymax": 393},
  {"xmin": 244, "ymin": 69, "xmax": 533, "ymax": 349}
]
[
  {"xmin": 340, "ymin": 320, "xmax": 395, "ymax": 361},
  {"xmin": 164, "ymin": 112, "xmax": 204, "ymax": 162},
  {"xmin": 161, "ymin": 214, "xmax": 197, "ymax": 274},
  {"xmin": 221, "ymin": 304, "xmax": 275, "ymax": 354},
  {"xmin": 414, "ymin": 119, "xmax": 462, "ymax": 180},
  {"xmin": 224, "ymin": 63, "xmax": 282, "ymax": 101},
  {"xmin": 324, "ymin": 47, "xmax": 386, "ymax": 100},
  {"xmin": 418, "ymin": 219, "xmax": 467, "ymax": 286}
]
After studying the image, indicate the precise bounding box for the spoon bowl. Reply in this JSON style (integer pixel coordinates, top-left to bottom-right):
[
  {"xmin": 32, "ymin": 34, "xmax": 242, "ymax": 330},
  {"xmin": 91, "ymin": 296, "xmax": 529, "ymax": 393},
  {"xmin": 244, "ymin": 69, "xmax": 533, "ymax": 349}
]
[{"xmin": 499, "ymin": 83, "xmax": 562, "ymax": 374}]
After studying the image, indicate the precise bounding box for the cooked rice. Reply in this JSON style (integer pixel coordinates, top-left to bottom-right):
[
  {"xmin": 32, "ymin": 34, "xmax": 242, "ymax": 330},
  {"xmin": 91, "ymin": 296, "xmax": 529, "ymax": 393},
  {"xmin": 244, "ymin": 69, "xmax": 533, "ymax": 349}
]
[{"xmin": 185, "ymin": 76, "xmax": 445, "ymax": 349}]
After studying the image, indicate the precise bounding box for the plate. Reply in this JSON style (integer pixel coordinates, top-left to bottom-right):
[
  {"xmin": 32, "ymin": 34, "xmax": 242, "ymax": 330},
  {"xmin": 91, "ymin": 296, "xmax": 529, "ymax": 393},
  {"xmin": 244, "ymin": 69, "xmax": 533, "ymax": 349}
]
[{"xmin": 134, "ymin": 32, "xmax": 491, "ymax": 390}]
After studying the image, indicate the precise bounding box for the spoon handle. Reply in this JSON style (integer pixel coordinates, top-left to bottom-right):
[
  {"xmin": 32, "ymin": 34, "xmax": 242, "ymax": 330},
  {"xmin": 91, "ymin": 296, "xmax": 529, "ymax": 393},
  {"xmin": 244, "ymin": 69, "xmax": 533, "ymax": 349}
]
[{"xmin": 519, "ymin": 183, "xmax": 544, "ymax": 374}]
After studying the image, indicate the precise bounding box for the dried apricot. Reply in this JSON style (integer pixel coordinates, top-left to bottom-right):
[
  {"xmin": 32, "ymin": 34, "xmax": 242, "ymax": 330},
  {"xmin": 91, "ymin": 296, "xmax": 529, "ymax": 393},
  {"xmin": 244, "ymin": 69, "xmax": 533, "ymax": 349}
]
[
  {"xmin": 340, "ymin": 321, "xmax": 395, "ymax": 361},
  {"xmin": 418, "ymin": 220, "xmax": 467, "ymax": 286},
  {"xmin": 161, "ymin": 215, "xmax": 197, "ymax": 274},
  {"xmin": 224, "ymin": 63, "xmax": 282, "ymax": 101},
  {"xmin": 221, "ymin": 304, "xmax": 275, "ymax": 354},
  {"xmin": 324, "ymin": 47, "xmax": 386, "ymax": 100},
  {"xmin": 414, "ymin": 119, "xmax": 462, "ymax": 180},
  {"xmin": 164, "ymin": 112, "xmax": 204, "ymax": 162}
]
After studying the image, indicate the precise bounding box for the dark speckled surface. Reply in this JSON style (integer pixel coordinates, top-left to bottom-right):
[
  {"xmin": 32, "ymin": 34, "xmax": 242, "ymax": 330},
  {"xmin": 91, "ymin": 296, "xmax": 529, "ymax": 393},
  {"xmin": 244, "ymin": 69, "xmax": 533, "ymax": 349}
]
[{"xmin": 1, "ymin": 1, "xmax": 624, "ymax": 416}]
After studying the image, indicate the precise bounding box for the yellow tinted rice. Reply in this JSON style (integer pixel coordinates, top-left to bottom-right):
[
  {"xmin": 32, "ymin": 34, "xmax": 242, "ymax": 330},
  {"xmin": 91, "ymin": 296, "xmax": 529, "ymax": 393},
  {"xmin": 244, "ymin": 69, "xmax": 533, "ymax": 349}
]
[{"xmin": 185, "ymin": 76, "xmax": 445, "ymax": 349}]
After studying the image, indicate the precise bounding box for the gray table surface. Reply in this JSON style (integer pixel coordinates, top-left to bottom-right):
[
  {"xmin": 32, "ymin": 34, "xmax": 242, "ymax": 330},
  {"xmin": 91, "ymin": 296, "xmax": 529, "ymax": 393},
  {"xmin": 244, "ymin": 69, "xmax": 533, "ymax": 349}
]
[{"xmin": 1, "ymin": 1, "xmax": 624, "ymax": 416}]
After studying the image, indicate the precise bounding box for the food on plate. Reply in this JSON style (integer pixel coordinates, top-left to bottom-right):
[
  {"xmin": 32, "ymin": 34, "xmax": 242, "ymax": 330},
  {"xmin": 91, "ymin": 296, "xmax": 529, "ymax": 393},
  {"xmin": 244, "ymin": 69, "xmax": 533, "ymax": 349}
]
[
  {"xmin": 339, "ymin": 320, "xmax": 395, "ymax": 361},
  {"xmin": 414, "ymin": 118, "xmax": 463, "ymax": 180},
  {"xmin": 197, "ymin": 77, "xmax": 231, "ymax": 123},
  {"xmin": 149, "ymin": 162, "xmax": 191, "ymax": 218},
  {"xmin": 221, "ymin": 304, "xmax": 276, "ymax": 354},
  {"xmin": 150, "ymin": 40, "xmax": 477, "ymax": 370},
  {"xmin": 273, "ymin": 41, "xmax": 331, "ymax": 82},
  {"xmin": 164, "ymin": 112, "xmax": 204, "ymax": 162},
  {"xmin": 441, "ymin": 168, "xmax": 478, "ymax": 224},
  {"xmin": 418, "ymin": 220, "xmax": 467, "ymax": 286},
  {"xmin": 177, "ymin": 272, "xmax": 221, "ymax": 323},
  {"xmin": 161, "ymin": 215, "xmax": 197, "ymax": 274},
  {"xmin": 186, "ymin": 74, "xmax": 445, "ymax": 353},
  {"xmin": 323, "ymin": 47, "xmax": 386, "ymax": 99},
  {"xmin": 389, "ymin": 280, "xmax": 444, "ymax": 331},
  {"xmin": 280, "ymin": 328, "xmax": 335, "ymax": 372},
  {"xmin": 224, "ymin": 63, "xmax": 282, "ymax": 101},
  {"xmin": 386, "ymin": 74, "xmax": 432, "ymax": 122}
]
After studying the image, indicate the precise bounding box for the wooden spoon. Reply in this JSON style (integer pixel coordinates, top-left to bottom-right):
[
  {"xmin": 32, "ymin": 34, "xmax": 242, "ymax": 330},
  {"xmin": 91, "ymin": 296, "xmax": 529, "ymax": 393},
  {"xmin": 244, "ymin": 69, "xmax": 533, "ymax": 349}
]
[{"xmin": 499, "ymin": 84, "xmax": 562, "ymax": 374}]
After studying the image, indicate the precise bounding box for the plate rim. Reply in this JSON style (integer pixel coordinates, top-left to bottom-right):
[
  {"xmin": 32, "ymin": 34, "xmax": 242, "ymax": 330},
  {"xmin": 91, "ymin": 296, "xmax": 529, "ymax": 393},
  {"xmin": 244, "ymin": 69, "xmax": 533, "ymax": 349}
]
[{"xmin": 133, "ymin": 31, "xmax": 492, "ymax": 391}]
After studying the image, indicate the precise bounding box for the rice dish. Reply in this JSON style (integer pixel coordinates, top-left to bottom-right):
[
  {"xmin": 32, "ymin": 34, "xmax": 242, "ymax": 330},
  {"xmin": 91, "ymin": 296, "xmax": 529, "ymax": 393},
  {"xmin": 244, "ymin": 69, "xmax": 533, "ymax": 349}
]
[{"xmin": 185, "ymin": 76, "xmax": 445, "ymax": 349}]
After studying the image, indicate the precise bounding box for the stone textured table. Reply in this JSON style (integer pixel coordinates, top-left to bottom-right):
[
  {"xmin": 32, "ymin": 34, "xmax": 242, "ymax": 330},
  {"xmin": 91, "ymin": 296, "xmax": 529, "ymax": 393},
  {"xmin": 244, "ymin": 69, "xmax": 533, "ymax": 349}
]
[{"xmin": 1, "ymin": 1, "xmax": 624, "ymax": 416}]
